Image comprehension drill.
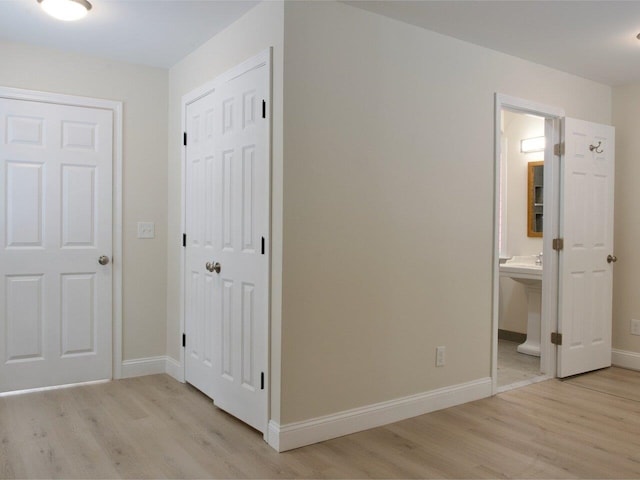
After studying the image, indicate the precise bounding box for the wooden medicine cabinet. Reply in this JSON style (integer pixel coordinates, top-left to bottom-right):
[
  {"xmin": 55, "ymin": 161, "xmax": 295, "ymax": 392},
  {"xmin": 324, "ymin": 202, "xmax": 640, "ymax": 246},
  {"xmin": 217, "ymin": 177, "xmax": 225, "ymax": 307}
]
[{"xmin": 528, "ymin": 161, "xmax": 543, "ymax": 237}]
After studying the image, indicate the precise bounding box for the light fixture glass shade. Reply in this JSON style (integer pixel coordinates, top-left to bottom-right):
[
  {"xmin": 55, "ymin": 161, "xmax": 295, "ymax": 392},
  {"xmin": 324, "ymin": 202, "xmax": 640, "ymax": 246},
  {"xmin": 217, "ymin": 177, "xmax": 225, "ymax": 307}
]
[
  {"xmin": 520, "ymin": 136, "xmax": 545, "ymax": 153},
  {"xmin": 38, "ymin": 0, "xmax": 92, "ymax": 21}
]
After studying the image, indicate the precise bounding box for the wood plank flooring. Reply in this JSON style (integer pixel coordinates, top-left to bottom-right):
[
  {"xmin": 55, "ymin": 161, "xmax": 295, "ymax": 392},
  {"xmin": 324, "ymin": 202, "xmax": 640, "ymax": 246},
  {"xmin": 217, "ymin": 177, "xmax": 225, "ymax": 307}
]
[
  {"xmin": 563, "ymin": 365, "xmax": 640, "ymax": 402},
  {"xmin": 1, "ymin": 367, "xmax": 640, "ymax": 479}
]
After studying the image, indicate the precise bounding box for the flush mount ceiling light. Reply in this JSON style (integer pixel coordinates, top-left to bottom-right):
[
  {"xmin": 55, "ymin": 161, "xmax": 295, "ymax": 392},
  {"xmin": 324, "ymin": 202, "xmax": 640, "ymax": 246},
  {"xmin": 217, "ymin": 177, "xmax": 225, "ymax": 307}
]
[{"xmin": 38, "ymin": 0, "xmax": 92, "ymax": 21}]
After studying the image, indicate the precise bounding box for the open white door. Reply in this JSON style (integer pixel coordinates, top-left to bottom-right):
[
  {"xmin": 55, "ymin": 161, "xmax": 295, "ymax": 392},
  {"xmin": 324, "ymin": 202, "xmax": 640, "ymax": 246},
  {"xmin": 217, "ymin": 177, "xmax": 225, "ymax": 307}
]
[
  {"xmin": 557, "ymin": 118, "xmax": 615, "ymax": 378},
  {"xmin": 183, "ymin": 51, "xmax": 270, "ymax": 434}
]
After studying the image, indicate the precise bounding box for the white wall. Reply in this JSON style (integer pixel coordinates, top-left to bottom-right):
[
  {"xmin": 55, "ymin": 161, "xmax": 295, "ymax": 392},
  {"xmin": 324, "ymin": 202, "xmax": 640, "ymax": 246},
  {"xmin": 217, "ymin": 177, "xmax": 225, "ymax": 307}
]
[
  {"xmin": 611, "ymin": 85, "xmax": 640, "ymax": 361},
  {"xmin": 0, "ymin": 40, "xmax": 169, "ymax": 362},
  {"xmin": 166, "ymin": 1, "xmax": 284, "ymax": 420},
  {"xmin": 499, "ymin": 111, "xmax": 544, "ymax": 334},
  {"xmin": 280, "ymin": 1, "xmax": 611, "ymax": 424}
]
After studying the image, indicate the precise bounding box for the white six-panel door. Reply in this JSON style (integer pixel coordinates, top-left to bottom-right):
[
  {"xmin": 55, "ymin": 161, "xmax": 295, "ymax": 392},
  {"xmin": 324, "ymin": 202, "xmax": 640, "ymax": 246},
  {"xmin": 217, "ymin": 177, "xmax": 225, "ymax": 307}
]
[
  {"xmin": 210, "ymin": 63, "xmax": 269, "ymax": 433},
  {"xmin": 184, "ymin": 53, "xmax": 270, "ymax": 433},
  {"xmin": 558, "ymin": 118, "xmax": 614, "ymax": 378},
  {"xmin": 0, "ymin": 97, "xmax": 113, "ymax": 392}
]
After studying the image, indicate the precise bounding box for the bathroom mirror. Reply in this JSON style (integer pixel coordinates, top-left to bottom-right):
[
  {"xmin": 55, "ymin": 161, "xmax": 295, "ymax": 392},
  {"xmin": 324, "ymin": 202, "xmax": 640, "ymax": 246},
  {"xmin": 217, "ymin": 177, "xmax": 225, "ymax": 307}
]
[{"xmin": 527, "ymin": 161, "xmax": 543, "ymax": 237}]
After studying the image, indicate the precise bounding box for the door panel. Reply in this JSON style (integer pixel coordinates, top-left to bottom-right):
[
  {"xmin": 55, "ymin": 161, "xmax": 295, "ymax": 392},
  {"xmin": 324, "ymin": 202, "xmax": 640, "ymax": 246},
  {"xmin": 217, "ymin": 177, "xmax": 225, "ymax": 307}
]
[
  {"xmin": 60, "ymin": 273, "xmax": 96, "ymax": 356},
  {"xmin": 5, "ymin": 275, "xmax": 43, "ymax": 361},
  {"xmin": 6, "ymin": 161, "xmax": 43, "ymax": 247},
  {"xmin": 62, "ymin": 165, "xmax": 96, "ymax": 247},
  {"xmin": 0, "ymin": 98, "xmax": 113, "ymax": 392},
  {"xmin": 558, "ymin": 118, "xmax": 614, "ymax": 377}
]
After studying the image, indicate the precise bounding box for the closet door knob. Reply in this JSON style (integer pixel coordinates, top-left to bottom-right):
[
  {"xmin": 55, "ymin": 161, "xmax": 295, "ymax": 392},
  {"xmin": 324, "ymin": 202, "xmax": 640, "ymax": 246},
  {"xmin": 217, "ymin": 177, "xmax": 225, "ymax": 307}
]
[
  {"xmin": 205, "ymin": 261, "xmax": 221, "ymax": 273},
  {"xmin": 607, "ymin": 254, "xmax": 617, "ymax": 264}
]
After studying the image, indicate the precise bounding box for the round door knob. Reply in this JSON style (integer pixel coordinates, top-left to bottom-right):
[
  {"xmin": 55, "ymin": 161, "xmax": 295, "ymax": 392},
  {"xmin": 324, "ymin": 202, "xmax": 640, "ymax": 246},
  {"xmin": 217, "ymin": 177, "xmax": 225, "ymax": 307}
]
[
  {"xmin": 205, "ymin": 261, "xmax": 221, "ymax": 273},
  {"xmin": 98, "ymin": 255, "xmax": 110, "ymax": 265},
  {"xmin": 607, "ymin": 254, "xmax": 618, "ymax": 264}
]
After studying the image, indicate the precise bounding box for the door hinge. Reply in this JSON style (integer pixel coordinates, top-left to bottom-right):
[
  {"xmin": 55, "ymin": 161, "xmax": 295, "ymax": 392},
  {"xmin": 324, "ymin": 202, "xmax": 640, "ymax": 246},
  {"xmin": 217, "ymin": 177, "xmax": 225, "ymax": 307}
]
[
  {"xmin": 554, "ymin": 142, "xmax": 565, "ymax": 156},
  {"xmin": 262, "ymin": 100, "xmax": 266, "ymax": 119},
  {"xmin": 261, "ymin": 372, "xmax": 265, "ymax": 390},
  {"xmin": 182, "ymin": 233, "xmax": 187, "ymax": 247},
  {"xmin": 261, "ymin": 236, "xmax": 265, "ymax": 255},
  {"xmin": 182, "ymin": 333, "xmax": 186, "ymax": 347},
  {"xmin": 183, "ymin": 132, "xmax": 187, "ymax": 146},
  {"xmin": 551, "ymin": 332, "xmax": 563, "ymax": 346},
  {"xmin": 552, "ymin": 238, "xmax": 564, "ymax": 251}
]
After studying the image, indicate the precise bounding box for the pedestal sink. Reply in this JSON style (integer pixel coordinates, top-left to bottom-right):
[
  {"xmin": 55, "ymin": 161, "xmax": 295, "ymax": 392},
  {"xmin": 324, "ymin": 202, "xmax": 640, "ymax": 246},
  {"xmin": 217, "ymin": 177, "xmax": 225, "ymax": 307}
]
[{"xmin": 499, "ymin": 256, "xmax": 542, "ymax": 357}]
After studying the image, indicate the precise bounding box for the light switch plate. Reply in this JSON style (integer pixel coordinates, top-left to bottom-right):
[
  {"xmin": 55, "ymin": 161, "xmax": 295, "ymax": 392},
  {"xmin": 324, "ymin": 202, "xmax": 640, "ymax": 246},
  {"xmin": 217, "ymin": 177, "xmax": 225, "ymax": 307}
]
[
  {"xmin": 137, "ymin": 221, "xmax": 155, "ymax": 239},
  {"xmin": 436, "ymin": 346, "xmax": 446, "ymax": 367}
]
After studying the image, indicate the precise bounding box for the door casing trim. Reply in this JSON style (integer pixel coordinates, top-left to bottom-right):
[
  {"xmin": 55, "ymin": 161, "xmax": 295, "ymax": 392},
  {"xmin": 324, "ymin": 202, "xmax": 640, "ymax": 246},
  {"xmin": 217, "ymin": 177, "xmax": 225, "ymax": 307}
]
[{"xmin": 492, "ymin": 93, "xmax": 564, "ymax": 394}]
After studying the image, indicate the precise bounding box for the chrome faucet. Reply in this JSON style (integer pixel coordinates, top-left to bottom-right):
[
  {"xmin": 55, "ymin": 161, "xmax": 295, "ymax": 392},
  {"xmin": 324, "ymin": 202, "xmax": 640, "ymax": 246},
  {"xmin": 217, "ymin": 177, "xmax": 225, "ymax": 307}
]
[{"xmin": 536, "ymin": 252, "xmax": 543, "ymax": 266}]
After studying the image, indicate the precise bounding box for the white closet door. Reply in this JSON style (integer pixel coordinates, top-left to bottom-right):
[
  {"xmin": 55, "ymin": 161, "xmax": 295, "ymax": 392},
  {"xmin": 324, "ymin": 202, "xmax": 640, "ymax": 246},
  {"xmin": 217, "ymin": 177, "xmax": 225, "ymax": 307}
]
[
  {"xmin": 0, "ymin": 98, "xmax": 113, "ymax": 392},
  {"xmin": 184, "ymin": 91, "xmax": 217, "ymax": 398},
  {"xmin": 209, "ymin": 61, "xmax": 270, "ymax": 434}
]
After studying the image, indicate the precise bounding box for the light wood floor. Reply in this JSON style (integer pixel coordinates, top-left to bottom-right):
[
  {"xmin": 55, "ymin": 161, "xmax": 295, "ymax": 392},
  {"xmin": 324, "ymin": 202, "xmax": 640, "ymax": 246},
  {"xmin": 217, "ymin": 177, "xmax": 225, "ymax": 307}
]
[{"xmin": 2, "ymin": 367, "xmax": 640, "ymax": 479}]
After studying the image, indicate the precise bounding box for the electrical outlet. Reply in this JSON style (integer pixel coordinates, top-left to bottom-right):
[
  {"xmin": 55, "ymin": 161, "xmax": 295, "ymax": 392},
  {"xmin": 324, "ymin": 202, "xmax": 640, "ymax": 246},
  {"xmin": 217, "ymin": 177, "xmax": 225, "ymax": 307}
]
[
  {"xmin": 137, "ymin": 221, "xmax": 155, "ymax": 239},
  {"xmin": 631, "ymin": 319, "xmax": 640, "ymax": 336},
  {"xmin": 436, "ymin": 346, "xmax": 446, "ymax": 367}
]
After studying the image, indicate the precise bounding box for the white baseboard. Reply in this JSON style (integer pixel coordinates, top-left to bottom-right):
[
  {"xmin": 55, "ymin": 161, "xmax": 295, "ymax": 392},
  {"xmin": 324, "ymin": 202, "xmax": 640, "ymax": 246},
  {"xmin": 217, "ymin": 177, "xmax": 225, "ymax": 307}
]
[
  {"xmin": 120, "ymin": 356, "xmax": 168, "ymax": 379},
  {"xmin": 612, "ymin": 349, "xmax": 640, "ymax": 371},
  {"xmin": 119, "ymin": 355, "xmax": 184, "ymax": 381},
  {"xmin": 267, "ymin": 377, "xmax": 492, "ymax": 452},
  {"xmin": 165, "ymin": 356, "xmax": 184, "ymax": 382}
]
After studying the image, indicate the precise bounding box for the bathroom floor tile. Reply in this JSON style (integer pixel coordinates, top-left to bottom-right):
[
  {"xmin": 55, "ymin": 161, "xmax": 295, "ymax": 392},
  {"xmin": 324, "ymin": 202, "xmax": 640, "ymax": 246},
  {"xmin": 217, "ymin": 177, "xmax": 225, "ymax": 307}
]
[{"xmin": 497, "ymin": 338, "xmax": 541, "ymax": 387}]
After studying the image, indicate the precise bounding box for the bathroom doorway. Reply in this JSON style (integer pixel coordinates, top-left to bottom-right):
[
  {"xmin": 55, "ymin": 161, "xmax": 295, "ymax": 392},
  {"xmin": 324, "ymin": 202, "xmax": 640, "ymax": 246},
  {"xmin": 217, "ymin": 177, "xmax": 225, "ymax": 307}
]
[
  {"xmin": 497, "ymin": 109, "xmax": 546, "ymax": 390},
  {"xmin": 492, "ymin": 94, "xmax": 563, "ymax": 393},
  {"xmin": 497, "ymin": 108, "xmax": 546, "ymax": 391}
]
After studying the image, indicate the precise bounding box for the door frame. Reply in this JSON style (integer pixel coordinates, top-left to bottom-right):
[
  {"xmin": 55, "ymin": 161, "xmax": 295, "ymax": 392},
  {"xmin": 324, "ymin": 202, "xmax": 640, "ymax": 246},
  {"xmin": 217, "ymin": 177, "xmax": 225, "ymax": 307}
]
[
  {"xmin": 492, "ymin": 93, "xmax": 563, "ymax": 394},
  {"xmin": 179, "ymin": 48, "xmax": 273, "ymax": 437},
  {"xmin": 0, "ymin": 86, "xmax": 124, "ymax": 380}
]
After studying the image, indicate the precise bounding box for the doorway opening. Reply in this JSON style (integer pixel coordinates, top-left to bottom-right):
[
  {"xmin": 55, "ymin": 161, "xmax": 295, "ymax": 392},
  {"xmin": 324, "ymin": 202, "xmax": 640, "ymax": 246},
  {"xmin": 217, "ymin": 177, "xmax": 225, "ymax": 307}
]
[
  {"xmin": 497, "ymin": 109, "xmax": 547, "ymax": 390},
  {"xmin": 492, "ymin": 94, "xmax": 563, "ymax": 394}
]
